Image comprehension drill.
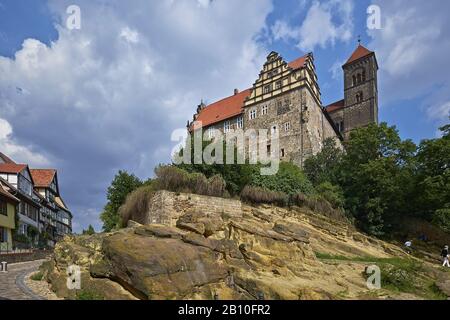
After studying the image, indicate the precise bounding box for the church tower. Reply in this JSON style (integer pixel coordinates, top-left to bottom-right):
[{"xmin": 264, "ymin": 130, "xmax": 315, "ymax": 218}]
[{"xmin": 341, "ymin": 44, "xmax": 379, "ymax": 138}]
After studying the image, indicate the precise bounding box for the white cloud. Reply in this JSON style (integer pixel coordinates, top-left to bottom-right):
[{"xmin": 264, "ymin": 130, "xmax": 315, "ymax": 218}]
[
  {"xmin": 119, "ymin": 27, "xmax": 140, "ymax": 44},
  {"xmin": 0, "ymin": 0, "xmax": 272, "ymax": 232},
  {"xmin": 0, "ymin": 118, "xmax": 50, "ymax": 166},
  {"xmin": 271, "ymin": 0, "xmax": 354, "ymax": 52},
  {"xmin": 368, "ymin": 0, "xmax": 450, "ymax": 126}
]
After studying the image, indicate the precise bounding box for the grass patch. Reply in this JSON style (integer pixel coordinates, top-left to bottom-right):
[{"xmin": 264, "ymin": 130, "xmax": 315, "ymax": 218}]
[
  {"xmin": 30, "ymin": 272, "xmax": 44, "ymax": 281},
  {"xmin": 314, "ymin": 251, "xmax": 443, "ymax": 298},
  {"xmin": 75, "ymin": 290, "xmax": 104, "ymax": 300}
]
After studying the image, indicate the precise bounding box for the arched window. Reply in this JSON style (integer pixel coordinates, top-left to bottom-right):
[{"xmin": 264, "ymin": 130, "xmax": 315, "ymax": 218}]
[{"xmin": 357, "ymin": 73, "xmax": 362, "ymax": 84}]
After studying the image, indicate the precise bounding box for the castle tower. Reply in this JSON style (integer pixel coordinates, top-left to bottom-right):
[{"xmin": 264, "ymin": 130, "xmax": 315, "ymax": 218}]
[{"xmin": 341, "ymin": 44, "xmax": 379, "ymax": 138}]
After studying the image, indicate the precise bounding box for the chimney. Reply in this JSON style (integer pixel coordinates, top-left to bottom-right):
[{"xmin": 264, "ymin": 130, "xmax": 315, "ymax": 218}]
[{"xmin": 234, "ymin": 88, "xmax": 239, "ymax": 95}]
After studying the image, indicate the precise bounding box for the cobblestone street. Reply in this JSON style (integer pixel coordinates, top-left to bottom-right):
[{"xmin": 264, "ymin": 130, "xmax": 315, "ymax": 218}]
[{"xmin": 0, "ymin": 260, "xmax": 49, "ymax": 300}]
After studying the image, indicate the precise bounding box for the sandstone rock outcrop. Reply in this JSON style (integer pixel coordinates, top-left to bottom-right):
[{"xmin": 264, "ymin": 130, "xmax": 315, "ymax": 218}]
[{"xmin": 42, "ymin": 192, "xmax": 447, "ymax": 300}]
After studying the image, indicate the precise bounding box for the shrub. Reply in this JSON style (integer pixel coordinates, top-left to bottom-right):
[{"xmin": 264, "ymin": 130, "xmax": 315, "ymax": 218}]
[
  {"xmin": 315, "ymin": 182, "xmax": 345, "ymax": 209},
  {"xmin": 31, "ymin": 272, "xmax": 44, "ymax": 281},
  {"xmin": 154, "ymin": 165, "xmax": 228, "ymax": 198},
  {"xmin": 249, "ymin": 162, "xmax": 314, "ymax": 196},
  {"xmin": 75, "ymin": 289, "xmax": 104, "ymax": 300},
  {"xmin": 432, "ymin": 208, "xmax": 450, "ymax": 233},
  {"xmin": 119, "ymin": 185, "xmax": 155, "ymax": 227},
  {"xmin": 240, "ymin": 186, "xmax": 288, "ymax": 207},
  {"xmin": 292, "ymin": 193, "xmax": 348, "ymax": 222}
]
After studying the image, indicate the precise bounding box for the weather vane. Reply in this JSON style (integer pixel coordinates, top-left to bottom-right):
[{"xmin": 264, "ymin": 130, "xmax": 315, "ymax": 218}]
[{"xmin": 358, "ymin": 35, "xmax": 361, "ymax": 45}]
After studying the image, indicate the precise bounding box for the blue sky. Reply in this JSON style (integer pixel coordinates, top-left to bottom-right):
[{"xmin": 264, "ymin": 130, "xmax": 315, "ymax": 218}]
[{"xmin": 0, "ymin": 0, "xmax": 449, "ymax": 232}]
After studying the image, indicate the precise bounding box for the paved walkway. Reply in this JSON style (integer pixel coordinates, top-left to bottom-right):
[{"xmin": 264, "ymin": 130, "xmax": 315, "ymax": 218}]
[{"xmin": 0, "ymin": 259, "xmax": 47, "ymax": 300}]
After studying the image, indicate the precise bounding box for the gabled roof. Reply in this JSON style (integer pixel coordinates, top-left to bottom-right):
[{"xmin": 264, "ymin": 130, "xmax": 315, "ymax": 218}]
[
  {"xmin": 344, "ymin": 44, "xmax": 373, "ymax": 66},
  {"xmin": 30, "ymin": 169, "xmax": 56, "ymax": 188},
  {"xmin": 0, "ymin": 163, "xmax": 28, "ymax": 174},
  {"xmin": 0, "ymin": 152, "xmax": 15, "ymax": 164},
  {"xmin": 325, "ymin": 99, "xmax": 345, "ymax": 113},
  {"xmin": 192, "ymin": 88, "xmax": 252, "ymax": 130},
  {"xmin": 0, "ymin": 182, "xmax": 20, "ymax": 203},
  {"xmin": 191, "ymin": 53, "xmax": 310, "ymax": 130},
  {"xmin": 287, "ymin": 55, "xmax": 307, "ymax": 70}
]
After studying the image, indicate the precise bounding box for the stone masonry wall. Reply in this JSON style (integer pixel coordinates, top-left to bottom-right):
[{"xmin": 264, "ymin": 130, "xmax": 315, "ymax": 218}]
[{"xmin": 144, "ymin": 190, "xmax": 242, "ymax": 226}]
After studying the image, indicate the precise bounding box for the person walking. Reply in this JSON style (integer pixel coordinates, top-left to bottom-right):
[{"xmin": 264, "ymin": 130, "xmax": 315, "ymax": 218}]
[
  {"xmin": 442, "ymin": 245, "xmax": 450, "ymax": 267},
  {"xmin": 404, "ymin": 240, "xmax": 413, "ymax": 254}
]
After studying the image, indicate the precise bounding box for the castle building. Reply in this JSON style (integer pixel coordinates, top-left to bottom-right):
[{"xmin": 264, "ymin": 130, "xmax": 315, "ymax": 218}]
[{"xmin": 188, "ymin": 44, "xmax": 379, "ymax": 167}]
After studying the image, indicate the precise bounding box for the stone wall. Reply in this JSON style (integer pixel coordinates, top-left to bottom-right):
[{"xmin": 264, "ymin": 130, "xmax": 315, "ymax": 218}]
[
  {"xmin": 143, "ymin": 190, "xmax": 242, "ymax": 226},
  {"xmin": 0, "ymin": 249, "xmax": 52, "ymax": 264}
]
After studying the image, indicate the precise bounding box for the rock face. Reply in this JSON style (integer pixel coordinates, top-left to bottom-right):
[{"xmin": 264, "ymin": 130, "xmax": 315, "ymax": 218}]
[{"xmin": 44, "ymin": 195, "xmax": 423, "ymax": 300}]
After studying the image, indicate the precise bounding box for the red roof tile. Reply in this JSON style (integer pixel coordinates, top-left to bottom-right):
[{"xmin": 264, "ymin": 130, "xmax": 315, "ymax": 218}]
[
  {"xmin": 325, "ymin": 99, "xmax": 345, "ymax": 113},
  {"xmin": 288, "ymin": 55, "xmax": 307, "ymax": 70},
  {"xmin": 192, "ymin": 89, "xmax": 252, "ymax": 130},
  {"xmin": 344, "ymin": 45, "xmax": 373, "ymax": 65},
  {"xmin": 0, "ymin": 163, "xmax": 27, "ymax": 174},
  {"xmin": 30, "ymin": 169, "xmax": 56, "ymax": 188}
]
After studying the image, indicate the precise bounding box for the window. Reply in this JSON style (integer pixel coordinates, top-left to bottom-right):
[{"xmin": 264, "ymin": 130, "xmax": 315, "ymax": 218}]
[
  {"xmin": 207, "ymin": 127, "xmax": 214, "ymax": 139},
  {"xmin": 236, "ymin": 116, "xmax": 243, "ymax": 129},
  {"xmin": 0, "ymin": 201, "xmax": 6, "ymax": 216},
  {"xmin": 352, "ymin": 75, "xmax": 356, "ymax": 86},
  {"xmin": 271, "ymin": 125, "xmax": 277, "ymax": 134},
  {"xmin": 336, "ymin": 121, "xmax": 344, "ymax": 132},
  {"xmin": 281, "ymin": 149, "xmax": 285, "ymax": 158},
  {"xmin": 267, "ymin": 144, "xmax": 271, "ymax": 155},
  {"xmin": 275, "ymin": 80, "xmax": 282, "ymax": 90},
  {"xmin": 357, "ymin": 73, "xmax": 362, "ymax": 84},
  {"xmin": 284, "ymin": 122, "xmax": 291, "ymax": 132},
  {"xmin": 249, "ymin": 109, "xmax": 257, "ymax": 120},
  {"xmin": 224, "ymin": 121, "xmax": 231, "ymax": 133},
  {"xmin": 0, "ymin": 227, "xmax": 7, "ymax": 243},
  {"xmin": 362, "ymin": 70, "xmax": 366, "ymax": 82},
  {"xmin": 262, "ymin": 105, "xmax": 268, "ymax": 115},
  {"xmin": 356, "ymin": 92, "xmax": 363, "ymax": 103},
  {"xmin": 263, "ymin": 84, "xmax": 272, "ymax": 94}
]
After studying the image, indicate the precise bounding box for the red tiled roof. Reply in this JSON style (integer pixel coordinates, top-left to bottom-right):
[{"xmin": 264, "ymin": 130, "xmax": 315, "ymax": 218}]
[
  {"xmin": 0, "ymin": 152, "xmax": 15, "ymax": 164},
  {"xmin": 0, "ymin": 183, "xmax": 19, "ymax": 203},
  {"xmin": 325, "ymin": 99, "xmax": 345, "ymax": 113},
  {"xmin": 192, "ymin": 89, "xmax": 252, "ymax": 130},
  {"xmin": 287, "ymin": 55, "xmax": 307, "ymax": 70},
  {"xmin": 0, "ymin": 163, "xmax": 27, "ymax": 174},
  {"xmin": 30, "ymin": 169, "xmax": 56, "ymax": 188},
  {"xmin": 344, "ymin": 45, "xmax": 373, "ymax": 65}
]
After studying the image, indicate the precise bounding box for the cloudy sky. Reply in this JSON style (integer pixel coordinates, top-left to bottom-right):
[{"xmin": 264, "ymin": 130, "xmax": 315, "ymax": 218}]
[{"xmin": 0, "ymin": 0, "xmax": 449, "ymax": 232}]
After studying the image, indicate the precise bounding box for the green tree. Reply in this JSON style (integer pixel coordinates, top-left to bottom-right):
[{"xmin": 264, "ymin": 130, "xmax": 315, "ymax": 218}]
[
  {"xmin": 82, "ymin": 225, "xmax": 96, "ymax": 235},
  {"xmin": 304, "ymin": 138, "xmax": 343, "ymax": 186},
  {"xmin": 414, "ymin": 122, "xmax": 450, "ymax": 220},
  {"xmin": 340, "ymin": 123, "xmax": 416, "ymax": 236},
  {"xmin": 175, "ymin": 135, "xmax": 253, "ymax": 195},
  {"xmin": 100, "ymin": 170, "xmax": 142, "ymax": 232},
  {"xmin": 249, "ymin": 162, "xmax": 314, "ymax": 196}
]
